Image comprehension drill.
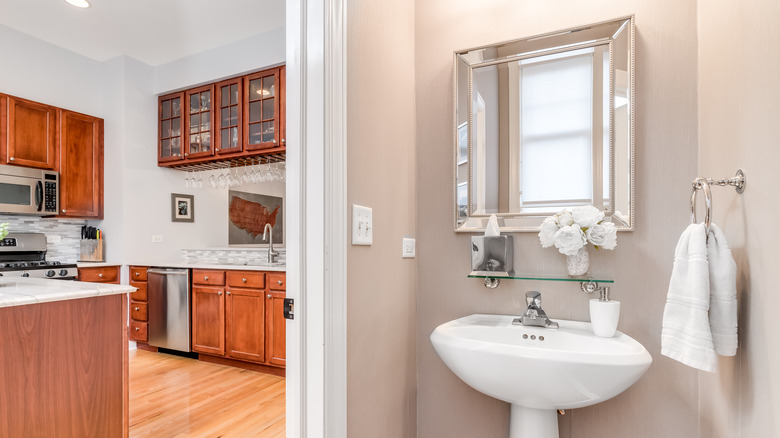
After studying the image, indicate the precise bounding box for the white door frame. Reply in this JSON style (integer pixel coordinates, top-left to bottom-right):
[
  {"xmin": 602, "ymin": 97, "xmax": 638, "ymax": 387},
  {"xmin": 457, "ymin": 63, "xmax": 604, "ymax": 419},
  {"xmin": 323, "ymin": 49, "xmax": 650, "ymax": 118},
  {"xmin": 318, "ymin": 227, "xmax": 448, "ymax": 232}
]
[{"xmin": 286, "ymin": 0, "xmax": 347, "ymax": 436}]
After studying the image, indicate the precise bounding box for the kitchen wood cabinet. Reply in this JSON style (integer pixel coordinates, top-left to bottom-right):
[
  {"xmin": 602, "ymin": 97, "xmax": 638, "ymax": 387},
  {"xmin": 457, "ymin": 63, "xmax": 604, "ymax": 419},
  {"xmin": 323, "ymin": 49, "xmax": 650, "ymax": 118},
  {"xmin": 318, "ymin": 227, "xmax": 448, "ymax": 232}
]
[
  {"xmin": 2, "ymin": 95, "xmax": 58, "ymax": 170},
  {"xmin": 77, "ymin": 265, "xmax": 120, "ymax": 284},
  {"xmin": 157, "ymin": 66, "xmax": 286, "ymax": 168},
  {"xmin": 59, "ymin": 110, "xmax": 104, "ymax": 218},
  {"xmin": 129, "ymin": 266, "xmax": 150, "ymax": 344},
  {"xmin": 191, "ymin": 269, "xmax": 285, "ymax": 370},
  {"xmin": 157, "ymin": 92, "xmax": 185, "ymax": 164},
  {"xmin": 192, "ymin": 285, "xmax": 226, "ymax": 356}
]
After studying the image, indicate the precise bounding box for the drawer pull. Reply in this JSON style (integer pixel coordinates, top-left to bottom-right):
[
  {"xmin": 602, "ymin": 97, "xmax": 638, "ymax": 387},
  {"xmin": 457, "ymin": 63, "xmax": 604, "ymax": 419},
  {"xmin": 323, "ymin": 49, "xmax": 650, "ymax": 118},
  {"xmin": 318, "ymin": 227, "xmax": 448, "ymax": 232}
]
[
  {"xmin": 242, "ymin": 278, "xmax": 247, "ymax": 282},
  {"xmin": 134, "ymin": 307, "xmax": 140, "ymax": 311},
  {"xmin": 204, "ymin": 276, "xmax": 209, "ymax": 280},
  {"xmin": 135, "ymin": 272, "xmax": 140, "ymax": 276},
  {"xmin": 98, "ymin": 273, "xmax": 103, "ymax": 278},
  {"xmin": 277, "ymin": 280, "xmax": 283, "ymax": 285},
  {"xmin": 267, "ymin": 294, "xmax": 272, "ymax": 299},
  {"xmin": 134, "ymin": 327, "xmax": 139, "ymax": 331},
  {"xmin": 227, "ymin": 291, "xmax": 231, "ymax": 295},
  {"xmin": 218, "ymin": 290, "xmax": 222, "ymax": 295}
]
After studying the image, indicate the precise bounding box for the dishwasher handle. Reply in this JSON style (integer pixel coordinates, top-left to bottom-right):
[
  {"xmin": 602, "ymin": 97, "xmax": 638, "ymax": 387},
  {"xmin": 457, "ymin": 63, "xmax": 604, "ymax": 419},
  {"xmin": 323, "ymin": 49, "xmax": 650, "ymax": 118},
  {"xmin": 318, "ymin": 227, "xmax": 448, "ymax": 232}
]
[{"xmin": 147, "ymin": 268, "xmax": 189, "ymax": 275}]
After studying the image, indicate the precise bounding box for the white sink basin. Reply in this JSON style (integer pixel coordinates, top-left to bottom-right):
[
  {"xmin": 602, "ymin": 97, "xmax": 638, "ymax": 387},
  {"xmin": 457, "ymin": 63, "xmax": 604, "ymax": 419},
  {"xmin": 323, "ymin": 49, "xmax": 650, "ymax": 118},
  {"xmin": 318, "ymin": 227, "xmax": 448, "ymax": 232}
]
[{"xmin": 431, "ymin": 314, "xmax": 652, "ymax": 438}]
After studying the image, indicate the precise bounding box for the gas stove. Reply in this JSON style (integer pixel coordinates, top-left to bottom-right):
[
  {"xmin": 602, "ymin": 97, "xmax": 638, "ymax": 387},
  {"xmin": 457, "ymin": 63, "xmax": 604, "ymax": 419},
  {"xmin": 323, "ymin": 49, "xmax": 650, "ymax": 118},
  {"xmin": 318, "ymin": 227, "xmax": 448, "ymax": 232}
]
[{"xmin": 0, "ymin": 233, "xmax": 77, "ymax": 280}]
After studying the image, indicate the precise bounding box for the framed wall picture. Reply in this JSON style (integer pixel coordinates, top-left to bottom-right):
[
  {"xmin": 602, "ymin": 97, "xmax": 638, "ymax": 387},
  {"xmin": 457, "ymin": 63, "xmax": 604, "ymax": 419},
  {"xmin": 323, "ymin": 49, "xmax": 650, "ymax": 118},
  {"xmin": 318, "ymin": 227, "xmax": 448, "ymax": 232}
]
[
  {"xmin": 171, "ymin": 193, "xmax": 194, "ymax": 222},
  {"xmin": 228, "ymin": 190, "xmax": 284, "ymax": 245}
]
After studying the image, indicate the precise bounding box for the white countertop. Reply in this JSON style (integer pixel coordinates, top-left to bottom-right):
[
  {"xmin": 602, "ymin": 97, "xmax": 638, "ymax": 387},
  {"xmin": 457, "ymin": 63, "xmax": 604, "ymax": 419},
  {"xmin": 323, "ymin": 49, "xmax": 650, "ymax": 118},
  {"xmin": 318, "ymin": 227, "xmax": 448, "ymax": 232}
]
[
  {"xmin": 125, "ymin": 261, "xmax": 286, "ymax": 272},
  {"xmin": 76, "ymin": 262, "xmax": 123, "ymax": 268},
  {"xmin": 0, "ymin": 278, "xmax": 135, "ymax": 309}
]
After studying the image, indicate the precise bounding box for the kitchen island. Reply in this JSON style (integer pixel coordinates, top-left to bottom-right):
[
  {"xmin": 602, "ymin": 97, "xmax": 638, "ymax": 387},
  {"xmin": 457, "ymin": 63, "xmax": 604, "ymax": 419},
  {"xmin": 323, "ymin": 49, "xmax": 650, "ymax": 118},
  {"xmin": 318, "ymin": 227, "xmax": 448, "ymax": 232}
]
[{"xmin": 0, "ymin": 278, "xmax": 135, "ymax": 438}]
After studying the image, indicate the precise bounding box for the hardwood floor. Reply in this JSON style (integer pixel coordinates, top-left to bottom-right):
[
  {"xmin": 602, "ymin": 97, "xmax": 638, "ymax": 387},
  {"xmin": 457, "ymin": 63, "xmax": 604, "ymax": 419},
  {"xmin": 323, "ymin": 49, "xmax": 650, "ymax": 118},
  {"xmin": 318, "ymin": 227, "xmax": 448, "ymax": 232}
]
[{"xmin": 129, "ymin": 349, "xmax": 285, "ymax": 437}]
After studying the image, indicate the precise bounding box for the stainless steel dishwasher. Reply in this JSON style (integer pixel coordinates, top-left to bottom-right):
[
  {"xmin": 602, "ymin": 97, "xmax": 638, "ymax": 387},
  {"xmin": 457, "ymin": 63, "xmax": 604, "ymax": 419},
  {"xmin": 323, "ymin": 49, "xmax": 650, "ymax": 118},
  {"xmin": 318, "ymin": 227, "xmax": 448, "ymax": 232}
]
[{"xmin": 147, "ymin": 268, "xmax": 191, "ymax": 352}]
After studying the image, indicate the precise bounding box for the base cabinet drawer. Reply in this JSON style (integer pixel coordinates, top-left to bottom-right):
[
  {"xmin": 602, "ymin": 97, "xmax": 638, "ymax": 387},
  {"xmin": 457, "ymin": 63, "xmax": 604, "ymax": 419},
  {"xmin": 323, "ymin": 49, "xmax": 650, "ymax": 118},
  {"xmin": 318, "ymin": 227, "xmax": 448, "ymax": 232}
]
[
  {"xmin": 130, "ymin": 282, "xmax": 147, "ymax": 301},
  {"xmin": 130, "ymin": 301, "xmax": 148, "ymax": 321},
  {"xmin": 268, "ymin": 273, "xmax": 286, "ymax": 291},
  {"xmin": 130, "ymin": 322, "xmax": 148, "ymax": 342},
  {"xmin": 77, "ymin": 265, "xmax": 120, "ymax": 283}
]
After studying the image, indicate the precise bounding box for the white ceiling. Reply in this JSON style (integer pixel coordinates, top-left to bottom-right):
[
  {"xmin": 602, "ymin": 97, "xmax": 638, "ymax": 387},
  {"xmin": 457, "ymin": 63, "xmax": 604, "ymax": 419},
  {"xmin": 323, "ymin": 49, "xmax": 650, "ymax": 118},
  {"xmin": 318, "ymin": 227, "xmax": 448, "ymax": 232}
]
[{"xmin": 0, "ymin": 0, "xmax": 285, "ymax": 66}]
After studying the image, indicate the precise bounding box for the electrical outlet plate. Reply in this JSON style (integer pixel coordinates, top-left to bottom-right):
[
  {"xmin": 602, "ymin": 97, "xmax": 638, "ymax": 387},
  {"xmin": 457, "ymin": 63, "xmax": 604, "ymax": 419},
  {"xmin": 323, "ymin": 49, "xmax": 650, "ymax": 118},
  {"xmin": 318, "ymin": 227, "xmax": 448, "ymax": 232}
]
[
  {"xmin": 151, "ymin": 235, "xmax": 164, "ymax": 243},
  {"xmin": 402, "ymin": 237, "xmax": 415, "ymax": 258},
  {"xmin": 352, "ymin": 205, "xmax": 373, "ymax": 245}
]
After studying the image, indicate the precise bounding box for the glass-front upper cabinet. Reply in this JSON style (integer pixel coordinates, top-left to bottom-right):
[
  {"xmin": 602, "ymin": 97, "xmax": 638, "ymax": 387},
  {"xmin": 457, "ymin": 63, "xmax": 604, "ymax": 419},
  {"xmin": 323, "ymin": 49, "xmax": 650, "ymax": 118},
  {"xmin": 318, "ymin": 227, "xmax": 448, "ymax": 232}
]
[
  {"xmin": 158, "ymin": 92, "xmax": 184, "ymax": 163},
  {"xmin": 215, "ymin": 77, "xmax": 243, "ymax": 155},
  {"xmin": 184, "ymin": 85, "xmax": 215, "ymax": 159},
  {"xmin": 244, "ymin": 68, "xmax": 282, "ymax": 151}
]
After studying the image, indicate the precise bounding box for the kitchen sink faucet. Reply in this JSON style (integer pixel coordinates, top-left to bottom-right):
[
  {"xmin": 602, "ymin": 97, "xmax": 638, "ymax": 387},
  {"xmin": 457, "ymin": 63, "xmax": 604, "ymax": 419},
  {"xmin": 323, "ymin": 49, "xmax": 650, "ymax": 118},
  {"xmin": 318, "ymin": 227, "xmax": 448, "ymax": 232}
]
[{"xmin": 263, "ymin": 223, "xmax": 279, "ymax": 263}]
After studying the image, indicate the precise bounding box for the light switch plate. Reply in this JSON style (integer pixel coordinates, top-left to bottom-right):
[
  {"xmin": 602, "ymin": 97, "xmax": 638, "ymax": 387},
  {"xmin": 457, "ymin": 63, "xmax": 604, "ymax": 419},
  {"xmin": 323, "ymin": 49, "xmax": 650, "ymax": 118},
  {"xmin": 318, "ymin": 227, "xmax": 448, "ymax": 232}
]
[
  {"xmin": 151, "ymin": 235, "xmax": 164, "ymax": 243},
  {"xmin": 352, "ymin": 205, "xmax": 373, "ymax": 245},
  {"xmin": 402, "ymin": 237, "xmax": 415, "ymax": 258}
]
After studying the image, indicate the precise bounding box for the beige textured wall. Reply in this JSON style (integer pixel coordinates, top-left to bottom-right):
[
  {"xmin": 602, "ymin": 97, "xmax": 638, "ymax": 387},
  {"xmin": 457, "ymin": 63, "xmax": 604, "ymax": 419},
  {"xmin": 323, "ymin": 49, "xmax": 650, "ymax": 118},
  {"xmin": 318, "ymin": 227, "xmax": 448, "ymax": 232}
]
[
  {"xmin": 346, "ymin": 0, "xmax": 417, "ymax": 437},
  {"xmin": 698, "ymin": 1, "xmax": 780, "ymax": 436},
  {"xmin": 415, "ymin": 2, "xmax": 702, "ymax": 437}
]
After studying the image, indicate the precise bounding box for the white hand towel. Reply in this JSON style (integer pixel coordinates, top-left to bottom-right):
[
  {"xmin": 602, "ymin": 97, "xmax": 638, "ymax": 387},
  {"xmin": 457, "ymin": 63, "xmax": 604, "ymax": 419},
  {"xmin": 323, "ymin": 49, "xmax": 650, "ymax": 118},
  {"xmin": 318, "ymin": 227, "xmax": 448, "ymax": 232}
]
[
  {"xmin": 707, "ymin": 224, "xmax": 738, "ymax": 356},
  {"xmin": 662, "ymin": 223, "xmax": 717, "ymax": 372}
]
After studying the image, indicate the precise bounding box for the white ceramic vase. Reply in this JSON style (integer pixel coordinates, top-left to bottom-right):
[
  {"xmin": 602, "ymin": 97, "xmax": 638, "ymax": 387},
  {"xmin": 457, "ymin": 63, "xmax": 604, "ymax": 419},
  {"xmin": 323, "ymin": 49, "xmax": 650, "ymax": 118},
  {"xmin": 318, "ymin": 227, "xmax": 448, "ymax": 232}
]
[{"xmin": 566, "ymin": 246, "xmax": 589, "ymax": 276}]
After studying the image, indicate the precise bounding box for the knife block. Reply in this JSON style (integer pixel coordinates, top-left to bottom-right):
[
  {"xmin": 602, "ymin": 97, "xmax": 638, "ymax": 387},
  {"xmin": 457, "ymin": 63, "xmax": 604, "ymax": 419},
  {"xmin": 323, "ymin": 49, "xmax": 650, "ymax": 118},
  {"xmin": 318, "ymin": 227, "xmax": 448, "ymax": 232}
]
[{"xmin": 79, "ymin": 239, "xmax": 104, "ymax": 262}]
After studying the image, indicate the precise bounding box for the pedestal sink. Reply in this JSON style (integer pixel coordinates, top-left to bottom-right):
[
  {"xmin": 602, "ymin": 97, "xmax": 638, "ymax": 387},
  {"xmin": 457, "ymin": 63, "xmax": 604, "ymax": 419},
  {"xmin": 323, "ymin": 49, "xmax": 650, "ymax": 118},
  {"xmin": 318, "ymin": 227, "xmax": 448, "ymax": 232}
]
[{"xmin": 430, "ymin": 314, "xmax": 652, "ymax": 438}]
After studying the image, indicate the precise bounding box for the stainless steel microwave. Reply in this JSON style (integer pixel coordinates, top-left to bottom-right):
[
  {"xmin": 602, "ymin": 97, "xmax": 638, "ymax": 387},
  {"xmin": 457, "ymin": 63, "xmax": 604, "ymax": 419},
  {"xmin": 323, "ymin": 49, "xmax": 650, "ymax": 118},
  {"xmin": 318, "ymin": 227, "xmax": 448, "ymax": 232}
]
[{"xmin": 0, "ymin": 164, "xmax": 58, "ymax": 215}]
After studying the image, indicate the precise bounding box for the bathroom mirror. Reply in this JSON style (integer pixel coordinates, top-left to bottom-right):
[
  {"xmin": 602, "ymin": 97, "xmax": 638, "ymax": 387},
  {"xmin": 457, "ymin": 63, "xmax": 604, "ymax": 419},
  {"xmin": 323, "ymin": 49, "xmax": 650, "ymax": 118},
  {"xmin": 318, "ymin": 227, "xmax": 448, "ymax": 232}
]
[{"xmin": 454, "ymin": 16, "xmax": 634, "ymax": 232}]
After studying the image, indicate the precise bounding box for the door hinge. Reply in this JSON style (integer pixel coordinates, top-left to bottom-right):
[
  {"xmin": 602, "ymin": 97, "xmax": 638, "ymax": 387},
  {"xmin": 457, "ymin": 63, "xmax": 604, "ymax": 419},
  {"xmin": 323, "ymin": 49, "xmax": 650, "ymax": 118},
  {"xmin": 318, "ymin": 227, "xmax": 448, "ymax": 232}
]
[{"xmin": 283, "ymin": 298, "xmax": 295, "ymax": 320}]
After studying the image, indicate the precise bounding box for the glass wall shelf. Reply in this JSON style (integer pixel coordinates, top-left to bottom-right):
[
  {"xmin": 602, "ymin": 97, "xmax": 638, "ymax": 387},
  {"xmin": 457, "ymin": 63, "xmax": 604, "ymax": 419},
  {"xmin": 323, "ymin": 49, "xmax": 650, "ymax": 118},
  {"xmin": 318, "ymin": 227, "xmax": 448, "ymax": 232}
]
[{"xmin": 468, "ymin": 274, "xmax": 613, "ymax": 284}]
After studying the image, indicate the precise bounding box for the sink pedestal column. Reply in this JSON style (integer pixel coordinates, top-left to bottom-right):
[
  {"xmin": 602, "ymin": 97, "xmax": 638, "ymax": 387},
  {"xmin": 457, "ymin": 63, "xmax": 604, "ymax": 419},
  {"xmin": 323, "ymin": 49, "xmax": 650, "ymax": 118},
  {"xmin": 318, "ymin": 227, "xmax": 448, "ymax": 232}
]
[{"xmin": 510, "ymin": 405, "xmax": 558, "ymax": 438}]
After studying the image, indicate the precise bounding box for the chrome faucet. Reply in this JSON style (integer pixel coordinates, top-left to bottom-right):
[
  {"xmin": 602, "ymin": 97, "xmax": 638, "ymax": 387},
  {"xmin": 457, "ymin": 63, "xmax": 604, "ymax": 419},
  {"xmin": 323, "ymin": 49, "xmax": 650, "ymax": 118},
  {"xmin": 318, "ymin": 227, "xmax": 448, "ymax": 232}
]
[
  {"xmin": 263, "ymin": 223, "xmax": 279, "ymax": 263},
  {"xmin": 516, "ymin": 291, "xmax": 559, "ymax": 329}
]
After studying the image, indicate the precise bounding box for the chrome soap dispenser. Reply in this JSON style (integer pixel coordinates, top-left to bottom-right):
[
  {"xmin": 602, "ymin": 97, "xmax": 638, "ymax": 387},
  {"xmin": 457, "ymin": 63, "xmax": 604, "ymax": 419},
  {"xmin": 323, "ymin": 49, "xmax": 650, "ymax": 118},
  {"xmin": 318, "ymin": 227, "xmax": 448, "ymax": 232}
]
[{"xmin": 590, "ymin": 287, "xmax": 620, "ymax": 337}]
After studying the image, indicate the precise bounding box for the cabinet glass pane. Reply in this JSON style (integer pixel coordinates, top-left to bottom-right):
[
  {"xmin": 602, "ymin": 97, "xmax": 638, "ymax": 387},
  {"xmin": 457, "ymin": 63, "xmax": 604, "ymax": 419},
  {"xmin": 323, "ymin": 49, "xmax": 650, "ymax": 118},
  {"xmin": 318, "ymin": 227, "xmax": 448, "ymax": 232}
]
[
  {"xmin": 221, "ymin": 108, "xmax": 230, "ymax": 126},
  {"xmin": 230, "ymin": 127, "xmax": 238, "ymax": 147},
  {"xmin": 249, "ymin": 79, "xmax": 262, "ymax": 101},
  {"xmin": 221, "ymin": 129, "xmax": 229, "ymax": 149},
  {"xmin": 262, "ymin": 76, "xmax": 275, "ymax": 98},
  {"xmin": 162, "ymin": 120, "xmax": 171, "ymax": 138},
  {"xmin": 249, "ymin": 101, "xmax": 262, "ymax": 123},
  {"xmin": 231, "ymin": 84, "xmax": 238, "ymax": 105},
  {"xmin": 221, "ymin": 86, "xmax": 230, "ymax": 106},
  {"xmin": 171, "ymin": 118, "xmax": 181, "ymax": 136},
  {"xmin": 190, "ymin": 114, "xmax": 200, "ymax": 133},
  {"xmin": 201, "ymin": 132, "xmax": 211, "ymax": 148},
  {"xmin": 230, "ymin": 106, "xmax": 238, "ymax": 125},
  {"xmin": 249, "ymin": 123, "xmax": 262, "ymax": 144},
  {"xmin": 190, "ymin": 134, "xmax": 200, "ymax": 152},
  {"xmin": 171, "ymin": 137, "xmax": 181, "ymax": 155},
  {"xmin": 262, "ymin": 98, "xmax": 275, "ymax": 120},
  {"xmin": 201, "ymin": 91, "xmax": 211, "ymax": 111},
  {"xmin": 161, "ymin": 139, "xmax": 171, "ymax": 156},
  {"xmin": 262, "ymin": 121, "xmax": 275, "ymax": 142},
  {"xmin": 190, "ymin": 94, "xmax": 200, "ymax": 114},
  {"xmin": 201, "ymin": 111, "xmax": 210, "ymax": 131},
  {"xmin": 162, "ymin": 100, "xmax": 171, "ymax": 119},
  {"xmin": 172, "ymin": 98, "xmax": 181, "ymax": 116}
]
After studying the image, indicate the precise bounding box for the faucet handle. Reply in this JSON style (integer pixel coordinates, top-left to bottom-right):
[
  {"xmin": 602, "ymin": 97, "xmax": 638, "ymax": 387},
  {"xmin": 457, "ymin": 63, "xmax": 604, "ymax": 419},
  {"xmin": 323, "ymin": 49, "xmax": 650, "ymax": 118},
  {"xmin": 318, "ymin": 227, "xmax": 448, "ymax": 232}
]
[{"xmin": 525, "ymin": 291, "xmax": 542, "ymax": 308}]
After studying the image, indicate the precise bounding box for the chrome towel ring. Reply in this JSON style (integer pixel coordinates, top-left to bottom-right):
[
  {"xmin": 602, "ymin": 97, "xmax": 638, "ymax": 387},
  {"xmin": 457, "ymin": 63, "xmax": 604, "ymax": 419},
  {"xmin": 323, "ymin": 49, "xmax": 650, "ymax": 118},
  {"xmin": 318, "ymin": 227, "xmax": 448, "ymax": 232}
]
[{"xmin": 690, "ymin": 169, "xmax": 746, "ymax": 241}]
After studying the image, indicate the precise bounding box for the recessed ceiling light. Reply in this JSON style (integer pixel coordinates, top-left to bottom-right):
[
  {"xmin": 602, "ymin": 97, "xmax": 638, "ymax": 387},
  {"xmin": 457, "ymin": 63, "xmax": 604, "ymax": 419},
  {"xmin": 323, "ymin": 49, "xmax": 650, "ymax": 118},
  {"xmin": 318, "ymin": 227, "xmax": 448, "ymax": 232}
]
[{"xmin": 65, "ymin": 0, "xmax": 91, "ymax": 8}]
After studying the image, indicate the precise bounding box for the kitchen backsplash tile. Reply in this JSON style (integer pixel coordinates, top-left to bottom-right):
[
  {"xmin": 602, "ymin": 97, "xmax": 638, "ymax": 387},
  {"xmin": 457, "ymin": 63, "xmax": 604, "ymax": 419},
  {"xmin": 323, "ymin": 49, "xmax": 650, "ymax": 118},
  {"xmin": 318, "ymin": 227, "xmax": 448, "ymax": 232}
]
[
  {"xmin": 181, "ymin": 248, "xmax": 286, "ymax": 266},
  {"xmin": 0, "ymin": 215, "xmax": 87, "ymax": 263}
]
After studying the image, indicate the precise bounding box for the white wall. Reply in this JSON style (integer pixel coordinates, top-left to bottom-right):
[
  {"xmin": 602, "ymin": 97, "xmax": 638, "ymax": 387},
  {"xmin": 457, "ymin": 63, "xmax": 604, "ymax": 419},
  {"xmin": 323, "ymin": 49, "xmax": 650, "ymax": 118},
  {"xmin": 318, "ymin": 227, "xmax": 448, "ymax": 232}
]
[{"xmin": 0, "ymin": 23, "xmax": 286, "ymax": 265}]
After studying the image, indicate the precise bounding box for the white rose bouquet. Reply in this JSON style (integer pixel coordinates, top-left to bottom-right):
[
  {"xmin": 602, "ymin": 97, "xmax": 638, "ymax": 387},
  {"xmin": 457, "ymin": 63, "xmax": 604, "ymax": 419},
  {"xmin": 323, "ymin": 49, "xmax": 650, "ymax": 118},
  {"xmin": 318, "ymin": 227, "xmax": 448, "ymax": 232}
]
[{"xmin": 538, "ymin": 205, "xmax": 617, "ymax": 255}]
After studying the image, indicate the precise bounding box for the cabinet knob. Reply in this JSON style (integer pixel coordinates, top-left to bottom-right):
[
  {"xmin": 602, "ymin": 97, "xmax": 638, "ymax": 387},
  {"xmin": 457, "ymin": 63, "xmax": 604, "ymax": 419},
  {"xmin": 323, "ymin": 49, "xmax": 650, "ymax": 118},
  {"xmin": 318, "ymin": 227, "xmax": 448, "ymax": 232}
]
[
  {"xmin": 134, "ymin": 307, "xmax": 140, "ymax": 311},
  {"xmin": 98, "ymin": 273, "xmax": 103, "ymax": 278},
  {"xmin": 273, "ymin": 139, "xmax": 277, "ymax": 144},
  {"xmin": 215, "ymin": 148, "xmax": 220, "ymax": 152},
  {"xmin": 242, "ymin": 278, "xmax": 247, "ymax": 283},
  {"xmin": 135, "ymin": 272, "xmax": 140, "ymax": 276},
  {"xmin": 134, "ymin": 327, "xmax": 139, "ymax": 331},
  {"xmin": 267, "ymin": 294, "xmax": 272, "ymax": 299},
  {"xmin": 184, "ymin": 153, "xmax": 188, "ymax": 157},
  {"xmin": 217, "ymin": 290, "xmax": 222, "ymax": 295},
  {"xmin": 204, "ymin": 276, "xmax": 209, "ymax": 280},
  {"xmin": 9, "ymin": 157, "xmax": 14, "ymax": 161},
  {"xmin": 226, "ymin": 291, "xmax": 231, "ymax": 295},
  {"xmin": 278, "ymin": 280, "xmax": 283, "ymax": 285},
  {"xmin": 61, "ymin": 209, "xmax": 67, "ymax": 213}
]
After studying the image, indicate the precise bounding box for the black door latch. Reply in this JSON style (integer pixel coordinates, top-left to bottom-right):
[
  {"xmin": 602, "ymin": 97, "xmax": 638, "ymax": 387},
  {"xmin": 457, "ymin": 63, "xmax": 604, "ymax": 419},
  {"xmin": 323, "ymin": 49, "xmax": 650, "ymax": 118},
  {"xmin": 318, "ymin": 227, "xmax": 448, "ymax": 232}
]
[{"xmin": 283, "ymin": 298, "xmax": 294, "ymax": 320}]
